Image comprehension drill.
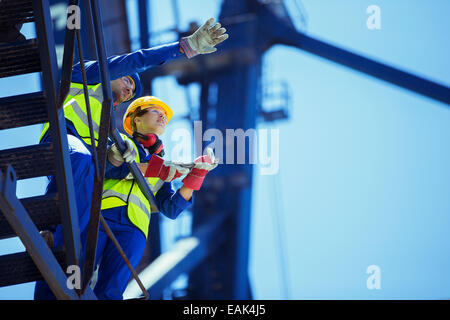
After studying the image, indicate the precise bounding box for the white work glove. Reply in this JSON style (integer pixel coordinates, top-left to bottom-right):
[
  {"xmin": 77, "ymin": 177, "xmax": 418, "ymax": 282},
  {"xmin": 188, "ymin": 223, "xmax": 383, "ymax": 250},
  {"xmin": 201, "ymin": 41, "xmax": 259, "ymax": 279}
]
[
  {"xmin": 107, "ymin": 140, "xmax": 137, "ymax": 167},
  {"xmin": 179, "ymin": 17, "xmax": 229, "ymax": 59}
]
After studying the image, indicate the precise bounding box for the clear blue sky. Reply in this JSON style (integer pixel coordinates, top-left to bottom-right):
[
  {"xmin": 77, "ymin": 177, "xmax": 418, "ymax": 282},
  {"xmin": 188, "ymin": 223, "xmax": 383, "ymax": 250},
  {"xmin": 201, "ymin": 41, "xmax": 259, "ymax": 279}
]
[{"xmin": 0, "ymin": 0, "xmax": 449, "ymax": 299}]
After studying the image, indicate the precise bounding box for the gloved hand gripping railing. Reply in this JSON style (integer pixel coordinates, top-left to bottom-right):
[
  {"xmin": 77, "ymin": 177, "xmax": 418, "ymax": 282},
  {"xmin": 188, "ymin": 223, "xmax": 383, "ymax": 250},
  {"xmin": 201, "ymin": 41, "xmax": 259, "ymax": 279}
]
[{"xmin": 109, "ymin": 128, "xmax": 160, "ymax": 212}]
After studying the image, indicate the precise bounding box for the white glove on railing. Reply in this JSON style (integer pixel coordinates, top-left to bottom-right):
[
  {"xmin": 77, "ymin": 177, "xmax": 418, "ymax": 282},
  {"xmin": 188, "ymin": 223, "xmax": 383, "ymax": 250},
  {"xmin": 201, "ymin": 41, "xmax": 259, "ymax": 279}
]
[
  {"xmin": 179, "ymin": 17, "xmax": 229, "ymax": 59},
  {"xmin": 107, "ymin": 140, "xmax": 137, "ymax": 167}
]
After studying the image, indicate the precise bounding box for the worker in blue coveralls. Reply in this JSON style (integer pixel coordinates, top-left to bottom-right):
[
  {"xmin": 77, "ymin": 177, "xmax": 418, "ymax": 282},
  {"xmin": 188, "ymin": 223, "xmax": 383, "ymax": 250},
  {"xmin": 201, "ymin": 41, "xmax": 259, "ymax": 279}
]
[
  {"xmin": 34, "ymin": 17, "xmax": 228, "ymax": 300},
  {"xmin": 90, "ymin": 96, "xmax": 218, "ymax": 299}
]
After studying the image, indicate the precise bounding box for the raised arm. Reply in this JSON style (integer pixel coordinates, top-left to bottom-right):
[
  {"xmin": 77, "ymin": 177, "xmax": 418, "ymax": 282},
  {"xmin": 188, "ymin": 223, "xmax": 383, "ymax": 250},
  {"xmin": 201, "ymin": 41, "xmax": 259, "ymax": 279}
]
[
  {"xmin": 72, "ymin": 42, "xmax": 183, "ymax": 84},
  {"xmin": 71, "ymin": 17, "xmax": 229, "ymax": 84}
]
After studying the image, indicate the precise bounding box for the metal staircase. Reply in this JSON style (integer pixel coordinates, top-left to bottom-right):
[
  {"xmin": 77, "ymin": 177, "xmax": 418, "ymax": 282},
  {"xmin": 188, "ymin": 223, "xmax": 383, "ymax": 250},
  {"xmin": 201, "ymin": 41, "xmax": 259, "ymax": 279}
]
[
  {"xmin": 0, "ymin": 0, "xmax": 154, "ymax": 300},
  {"xmin": 0, "ymin": 0, "xmax": 93, "ymax": 299}
]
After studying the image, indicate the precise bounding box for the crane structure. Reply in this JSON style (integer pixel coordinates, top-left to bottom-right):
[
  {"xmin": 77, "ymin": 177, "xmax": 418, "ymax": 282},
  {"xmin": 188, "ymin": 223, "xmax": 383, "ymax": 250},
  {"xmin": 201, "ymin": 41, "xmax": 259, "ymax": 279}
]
[
  {"xmin": 126, "ymin": 0, "xmax": 450, "ymax": 300},
  {"xmin": 0, "ymin": 0, "xmax": 448, "ymax": 300}
]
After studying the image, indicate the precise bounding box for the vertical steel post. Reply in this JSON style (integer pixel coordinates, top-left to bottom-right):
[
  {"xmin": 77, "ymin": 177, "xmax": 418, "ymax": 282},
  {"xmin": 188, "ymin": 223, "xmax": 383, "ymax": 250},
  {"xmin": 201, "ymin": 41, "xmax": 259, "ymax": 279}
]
[
  {"xmin": 80, "ymin": 0, "xmax": 114, "ymax": 293},
  {"xmin": 33, "ymin": 0, "xmax": 81, "ymax": 269},
  {"xmin": 81, "ymin": 0, "xmax": 160, "ymax": 294},
  {"xmin": 58, "ymin": 0, "xmax": 79, "ymax": 108}
]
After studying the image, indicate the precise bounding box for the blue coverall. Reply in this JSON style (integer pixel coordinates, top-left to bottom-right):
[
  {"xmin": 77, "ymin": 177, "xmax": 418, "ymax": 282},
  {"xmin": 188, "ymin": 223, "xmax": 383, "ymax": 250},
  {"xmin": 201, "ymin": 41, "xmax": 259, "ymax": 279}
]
[
  {"xmin": 91, "ymin": 137, "xmax": 192, "ymax": 299},
  {"xmin": 34, "ymin": 42, "xmax": 186, "ymax": 300}
]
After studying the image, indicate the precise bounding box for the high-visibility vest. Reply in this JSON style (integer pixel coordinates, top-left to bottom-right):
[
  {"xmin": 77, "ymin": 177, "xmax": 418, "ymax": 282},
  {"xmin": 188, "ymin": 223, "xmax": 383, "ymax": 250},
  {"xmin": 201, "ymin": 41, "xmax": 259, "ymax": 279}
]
[
  {"xmin": 39, "ymin": 82, "xmax": 104, "ymax": 146},
  {"xmin": 101, "ymin": 134, "xmax": 164, "ymax": 238}
]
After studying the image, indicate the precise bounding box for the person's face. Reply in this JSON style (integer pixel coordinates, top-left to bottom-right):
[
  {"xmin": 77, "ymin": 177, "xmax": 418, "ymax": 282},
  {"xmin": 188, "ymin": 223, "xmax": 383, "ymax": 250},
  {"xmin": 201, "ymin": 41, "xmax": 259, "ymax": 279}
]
[
  {"xmin": 110, "ymin": 76, "xmax": 135, "ymax": 104},
  {"xmin": 134, "ymin": 106, "xmax": 167, "ymax": 136}
]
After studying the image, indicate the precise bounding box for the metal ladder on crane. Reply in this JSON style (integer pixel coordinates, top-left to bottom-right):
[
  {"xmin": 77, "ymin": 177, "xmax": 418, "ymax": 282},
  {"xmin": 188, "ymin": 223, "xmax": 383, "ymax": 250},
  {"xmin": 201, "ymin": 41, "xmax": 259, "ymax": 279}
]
[
  {"xmin": 0, "ymin": 0, "xmax": 155, "ymax": 300},
  {"xmin": 0, "ymin": 0, "xmax": 95, "ymax": 299}
]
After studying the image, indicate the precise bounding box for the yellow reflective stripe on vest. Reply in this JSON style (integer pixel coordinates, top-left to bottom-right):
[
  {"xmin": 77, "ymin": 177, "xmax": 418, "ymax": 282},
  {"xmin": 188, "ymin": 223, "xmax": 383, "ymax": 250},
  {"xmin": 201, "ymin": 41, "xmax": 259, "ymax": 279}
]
[
  {"xmin": 39, "ymin": 82, "xmax": 104, "ymax": 146},
  {"xmin": 101, "ymin": 179, "xmax": 162, "ymax": 238},
  {"xmin": 102, "ymin": 182, "xmax": 163, "ymax": 214},
  {"xmin": 101, "ymin": 134, "xmax": 164, "ymax": 238},
  {"xmin": 150, "ymin": 179, "xmax": 164, "ymax": 194},
  {"xmin": 102, "ymin": 189, "xmax": 151, "ymax": 219},
  {"xmin": 101, "ymin": 194, "xmax": 127, "ymax": 211},
  {"xmin": 66, "ymin": 97, "xmax": 100, "ymax": 136},
  {"xmin": 67, "ymin": 86, "xmax": 98, "ymax": 99}
]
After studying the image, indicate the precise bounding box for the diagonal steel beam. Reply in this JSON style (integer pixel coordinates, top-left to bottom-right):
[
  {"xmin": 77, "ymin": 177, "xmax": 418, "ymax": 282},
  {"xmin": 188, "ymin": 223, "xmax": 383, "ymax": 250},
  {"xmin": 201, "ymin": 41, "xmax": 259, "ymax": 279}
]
[
  {"xmin": 80, "ymin": 0, "xmax": 114, "ymax": 294},
  {"xmin": 141, "ymin": 8, "xmax": 450, "ymax": 107},
  {"xmin": 258, "ymin": 5, "xmax": 450, "ymax": 106},
  {"xmin": 81, "ymin": 0, "xmax": 160, "ymax": 294},
  {"xmin": 271, "ymin": 32, "xmax": 450, "ymax": 106},
  {"xmin": 124, "ymin": 212, "xmax": 229, "ymax": 299},
  {"xmin": 0, "ymin": 166, "xmax": 96, "ymax": 300},
  {"xmin": 33, "ymin": 0, "xmax": 81, "ymax": 269}
]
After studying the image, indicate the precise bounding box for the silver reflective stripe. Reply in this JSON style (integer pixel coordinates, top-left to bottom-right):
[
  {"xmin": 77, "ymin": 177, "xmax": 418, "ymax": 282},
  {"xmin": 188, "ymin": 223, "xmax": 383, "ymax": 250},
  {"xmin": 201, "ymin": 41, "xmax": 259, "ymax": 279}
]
[
  {"xmin": 68, "ymin": 87, "xmax": 82, "ymax": 97},
  {"xmin": 68, "ymin": 87, "xmax": 95, "ymax": 98},
  {"xmin": 102, "ymin": 189, "xmax": 127, "ymax": 202},
  {"xmin": 129, "ymin": 194, "xmax": 151, "ymax": 219},
  {"xmin": 68, "ymin": 85, "xmax": 104, "ymax": 103},
  {"xmin": 102, "ymin": 189, "xmax": 151, "ymax": 219},
  {"xmin": 69, "ymin": 98, "xmax": 100, "ymax": 134},
  {"xmin": 89, "ymin": 85, "xmax": 104, "ymax": 102},
  {"xmin": 152, "ymin": 179, "xmax": 164, "ymax": 194},
  {"xmin": 125, "ymin": 176, "xmax": 164, "ymax": 194}
]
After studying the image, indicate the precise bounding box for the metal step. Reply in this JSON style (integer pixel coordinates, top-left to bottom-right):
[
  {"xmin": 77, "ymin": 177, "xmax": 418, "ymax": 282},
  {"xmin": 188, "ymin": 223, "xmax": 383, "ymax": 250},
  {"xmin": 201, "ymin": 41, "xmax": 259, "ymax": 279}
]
[
  {"xmin": 0, "ymin": 193, "xmax": 60, "ymax": 240},
  {"xmin": 0, "ymin": 143, "xmax": 55, "ymax": 180},
  {"xmin": 0, "ymin": 249, "xmax": 66, "ymax": 288},
  {"xmin": 0, "ymin": 0, "xmax": 34, "ymax": 26},
  {"xmin": 0, "ymin": 39, "xmax": 41, "ymax": 78},
  {"xmin": 0, "ymin": 92, "xmax": 48, "ymax": 130}
]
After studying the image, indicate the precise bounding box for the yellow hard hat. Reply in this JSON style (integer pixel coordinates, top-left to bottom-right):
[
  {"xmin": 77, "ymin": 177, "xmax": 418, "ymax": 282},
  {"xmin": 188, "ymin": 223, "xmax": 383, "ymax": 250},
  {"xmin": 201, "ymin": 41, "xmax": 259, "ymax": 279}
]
[{"xmin": 123, "ymin": 96, "xmax": 173, "ymax": 136}]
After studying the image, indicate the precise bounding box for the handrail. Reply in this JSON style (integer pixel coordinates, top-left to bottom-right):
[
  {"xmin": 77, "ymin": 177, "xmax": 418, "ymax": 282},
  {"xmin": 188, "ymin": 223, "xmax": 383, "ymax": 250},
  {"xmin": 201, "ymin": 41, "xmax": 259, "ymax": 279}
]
[
  {"xmin": 57, "ymin": 0, "xmax": 79, "ymax": 109},
  {"xmin": 100, "ymin": 216, "xmax": 149, "ymax": 300},
  {"xmin": 34, "ymin": 0, "xmax": 82, "ymax": 273},
  {"xmin": 79, "ymin": 0, "xmax": 158, "ymax": 295},
  {"xmin": 79, "ymin": 0, "xmax": 109, "ymax": 293},
  {"xmin": 75, "ymin": 29, "xmax": 100, "ymax": 181},
  {"xmin": 73, "ymin": 15, "xmax": 148, "ymax": 299}
]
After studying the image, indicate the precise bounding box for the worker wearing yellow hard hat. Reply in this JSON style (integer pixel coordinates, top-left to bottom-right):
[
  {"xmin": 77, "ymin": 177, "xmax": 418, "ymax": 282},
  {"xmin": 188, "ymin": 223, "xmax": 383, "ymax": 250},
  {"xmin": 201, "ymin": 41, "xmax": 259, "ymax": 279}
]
[
  {"xmin": 34, "ymin": 17, "xmax": 229, "ymax": 300},
  {"xmin": 86, "ymin": 95, "xmax": 218, "ymax": 299},
  {"xmin": 122, "ymin": 96, "xmax": 174, "ymax": 136}
]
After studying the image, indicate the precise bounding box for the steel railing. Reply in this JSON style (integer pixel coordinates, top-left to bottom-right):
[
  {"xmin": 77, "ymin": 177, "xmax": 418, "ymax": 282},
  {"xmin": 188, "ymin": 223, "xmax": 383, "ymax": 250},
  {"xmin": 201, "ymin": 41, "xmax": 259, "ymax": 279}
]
[{"xmin": 58, "ymin": 0, "xmax": 157, "ymax": 298}]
